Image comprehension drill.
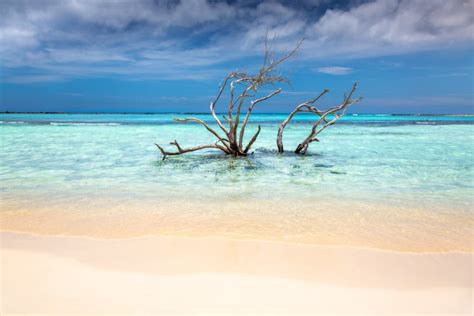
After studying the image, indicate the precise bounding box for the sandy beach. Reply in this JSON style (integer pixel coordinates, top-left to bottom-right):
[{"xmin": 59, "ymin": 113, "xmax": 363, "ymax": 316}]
[
  {"xmin": 1, "ymin": 116, "xmax": 473, "ymax": 314},
  {"xmin": 1, "ymin": 197, "xmax": 472, "ymax": 314},
  {"xmin": 2, "ymin": 0, "xmax": 474, "ymax": 313},
  {"xmin": 1, "ymin": 230, "xmax": 472, "ymax": 315}
]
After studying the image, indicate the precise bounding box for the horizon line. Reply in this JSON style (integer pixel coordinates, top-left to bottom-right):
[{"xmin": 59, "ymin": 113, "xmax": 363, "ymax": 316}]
[{"xmin": 1, "ymin": 111, "xmax": 474, "ymax": 116}]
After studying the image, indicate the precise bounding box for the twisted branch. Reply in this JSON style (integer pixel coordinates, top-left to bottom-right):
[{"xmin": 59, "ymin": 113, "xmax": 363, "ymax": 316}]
[
  {"xmin": 276, "ymin": 89, "xmax": 329, "ymax": 153},
  {"xmin": 174, "ymin": 118, "xmax": 231, "ymax": 152},
  {"xmin": 155, "ymin": 141, "xmax": 226, "ymax": 160},
  {"xmin": 294, "ymin": 82, "xmax": 362, "ymax": 154}
]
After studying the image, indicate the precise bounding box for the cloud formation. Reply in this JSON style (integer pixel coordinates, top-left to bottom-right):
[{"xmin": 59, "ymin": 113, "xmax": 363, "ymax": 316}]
[
  {"xmin": 306, "ymin": 0, "xmax": 474, "ymax": 58},
  {"xmin": 0, "ymin": 0, "xmax": 472, "ymax": 83},
  {"xmin": 315, "ymin": 66, "xmax": 353, "ymax": 75}
]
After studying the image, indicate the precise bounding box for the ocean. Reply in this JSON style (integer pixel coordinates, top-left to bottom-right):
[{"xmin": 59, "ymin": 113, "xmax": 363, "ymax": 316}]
[{"xmin": 1, "ymin": 113, "xmax": 473, "ymax": 251}]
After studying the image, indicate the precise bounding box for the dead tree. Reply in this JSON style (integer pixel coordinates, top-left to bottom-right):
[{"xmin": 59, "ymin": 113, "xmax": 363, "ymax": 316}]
[
  {"xmin": 277, "ymin": 82, "xmax": 362, "ymax": 155},
  {"xmin": 156, "ymin": 37, "xmax": 303, "ymax": 159}
]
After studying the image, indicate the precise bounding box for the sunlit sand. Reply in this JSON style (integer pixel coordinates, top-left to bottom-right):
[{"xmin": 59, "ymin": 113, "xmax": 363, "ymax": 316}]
[{"xmin": 1, "ymin": 231, "xmax": 472, "ymax": 315}]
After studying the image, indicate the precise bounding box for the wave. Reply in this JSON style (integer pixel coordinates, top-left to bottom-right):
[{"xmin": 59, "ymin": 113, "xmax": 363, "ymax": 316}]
[
  {"xmin": 49, "ymin": 122, "xmax": 122, "ymax": 126},
  {"xmin": 0, "ymin": 120, "xmax": 26, "ymax": 124},
  {"xmin": 414, "ymin": 121, "xmax": 437, "ymax": 125}
]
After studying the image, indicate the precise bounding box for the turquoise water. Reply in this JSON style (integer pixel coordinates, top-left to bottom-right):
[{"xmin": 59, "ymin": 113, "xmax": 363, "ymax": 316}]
[
  {"xmin": 1, "ymin": 113, "xmax": 473, "ymax": 249},
  {"xmin": 1, "ymin": 113, "xmax": 473, "ymax": 208}
]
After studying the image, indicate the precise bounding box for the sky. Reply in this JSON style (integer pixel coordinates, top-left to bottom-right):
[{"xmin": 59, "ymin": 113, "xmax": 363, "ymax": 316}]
[{"xmin": 0, "ymin": 0, "xmax": 473, "ymax": 114}]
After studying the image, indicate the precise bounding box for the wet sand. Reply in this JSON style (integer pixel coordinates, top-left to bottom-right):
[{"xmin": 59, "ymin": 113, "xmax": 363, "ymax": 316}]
[{"xmin": 1, "ymin": 198, "xmax": 472, "ymax": 252}]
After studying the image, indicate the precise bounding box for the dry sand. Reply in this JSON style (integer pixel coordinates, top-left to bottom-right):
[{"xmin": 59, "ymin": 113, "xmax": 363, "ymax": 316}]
[{"xmin": 1, "ymin": 231, "xmax": 472, "ymax": 315}]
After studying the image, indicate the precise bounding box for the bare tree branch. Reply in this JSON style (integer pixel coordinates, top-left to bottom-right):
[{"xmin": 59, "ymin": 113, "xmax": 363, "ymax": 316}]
[
  {"xmin": 239, "ymin": 88, "xmax": 281, "ymax": 149},
  {"xmin": 210, "ymin": 73, "xmax": 235, "ymax": 135},
  {"xmin": 266, "ymin": 38, "xmax": 304, "ymax": 71},
  {"xmin": 174, "ymin": 118, "xmax": 231, "ymax": 152},
  {"xmin": 155, "ymin": 142, "xmax": 224, "ymax": 160},
  {"xmin": 155, "ymin": 34, "xmax": 359, "ymax": 159},
  {"xmin": 277, "ymin": 89, "xmax": 329, "ymax": 153},
  {"xmin": 244, "ymin": 125, "xmax": 261, "ymax": 154},
  {"xmin": 293, "ymin": 82, "xmax": 362, "ymax": 154},
  {"xmin": 232, "ymin": 84, "xmax": 254, "ymax": 144}
]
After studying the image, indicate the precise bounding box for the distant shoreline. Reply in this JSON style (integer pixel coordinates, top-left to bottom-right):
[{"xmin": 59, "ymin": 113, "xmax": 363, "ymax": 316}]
[{"xmin": 1, "ymin": 111, "xmax": 473, "ymax": 116}]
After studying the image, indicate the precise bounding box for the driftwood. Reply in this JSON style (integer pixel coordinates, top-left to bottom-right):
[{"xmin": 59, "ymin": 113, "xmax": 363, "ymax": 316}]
[
  {"xmin": 156, "ymin": 36, "xmax": 362, "ymax": 159},
  {"xmin": 156, "ymin": 36, "xmax": 302, "ymax": 159},
  {"xmin": 276, "ymin": 89, "xmax": 329, "ymax": 153},
  {"xmin": 278, "ymin": 82, "xmax": 362, "ymax": 154}
]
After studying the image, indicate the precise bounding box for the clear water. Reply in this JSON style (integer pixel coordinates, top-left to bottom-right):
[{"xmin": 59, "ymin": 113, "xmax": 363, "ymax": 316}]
[{"xmin": 1, "ymin": 113, "xmax": 473, "ymax": 250}]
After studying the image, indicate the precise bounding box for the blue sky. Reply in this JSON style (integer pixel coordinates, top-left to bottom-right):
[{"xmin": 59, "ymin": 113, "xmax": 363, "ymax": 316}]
[{"xmin": 0, "ymin": 0, "xmax": 473, "ymax": 114}]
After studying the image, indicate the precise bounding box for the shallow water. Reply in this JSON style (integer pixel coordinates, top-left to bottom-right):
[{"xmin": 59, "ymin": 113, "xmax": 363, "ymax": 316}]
[{"xmin": 1, "ymin": 113, "xmax": 473, "ymax": 250}]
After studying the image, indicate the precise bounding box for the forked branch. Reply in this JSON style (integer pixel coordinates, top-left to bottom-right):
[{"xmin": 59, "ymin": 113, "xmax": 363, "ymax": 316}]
[
  {"xmin": 276, "ymin": 89, "xmax": 329, "ymax": 153},
  {"xmin": 292, "ymin": 82, "xmax": 362, "ymax": 155},
  {"xmin": 277, "ymin": 83, "xmax": 361, "ymax": 154}
]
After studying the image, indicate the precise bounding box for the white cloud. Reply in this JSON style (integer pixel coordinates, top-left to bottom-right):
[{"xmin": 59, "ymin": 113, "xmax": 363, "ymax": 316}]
[
  {"xmin": 304, "ymin": 0, "xmax": 474, "ymax": 58},
  {"xmin": 315, "ymin": 66, "xmax": 353, "ymax": 75},
  {"xmin": 4, "ymin": 74, "xmax": 65, "ymax": 84},
  {"xmin": 0, "ymin": 0, "xmax": 472, "ymax": 83}
]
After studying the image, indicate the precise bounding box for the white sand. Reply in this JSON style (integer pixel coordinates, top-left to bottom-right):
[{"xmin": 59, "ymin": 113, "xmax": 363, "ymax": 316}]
[{"xmin": 1, "ymin": 232, "xmax": 472, "ymax": 315}]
